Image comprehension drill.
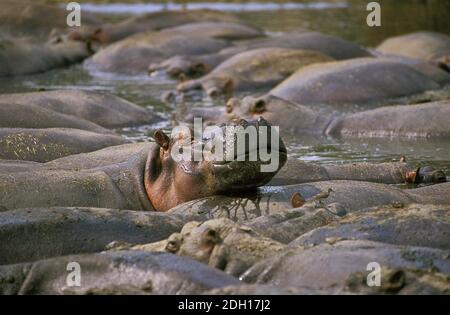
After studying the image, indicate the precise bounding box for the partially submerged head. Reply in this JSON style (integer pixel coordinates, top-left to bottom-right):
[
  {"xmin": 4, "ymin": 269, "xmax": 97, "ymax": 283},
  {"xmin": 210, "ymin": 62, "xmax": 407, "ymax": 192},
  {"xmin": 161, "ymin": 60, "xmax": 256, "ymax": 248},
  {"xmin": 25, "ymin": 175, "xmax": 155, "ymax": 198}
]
[
  {"xmin": 144, "ymin": 118, "xmax": 287, "ymax": 211},
  {"xmin": 148, "ymin": 55, "xmax": 209, "ymax": 79}
]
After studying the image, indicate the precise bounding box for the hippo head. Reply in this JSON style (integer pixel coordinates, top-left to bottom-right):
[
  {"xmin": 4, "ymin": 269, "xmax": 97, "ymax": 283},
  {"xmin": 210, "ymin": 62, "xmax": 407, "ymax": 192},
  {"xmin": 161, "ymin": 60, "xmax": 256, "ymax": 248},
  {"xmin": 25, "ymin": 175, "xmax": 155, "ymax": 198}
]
[
  {"xmin": 144, "ymin": 118, "xmax": 287, "ymax": 211},
  {"xmin": 48, "ymin": 26, "xmax": 108, "ymax": 52},
  {"xmin": 148, "ymin": 56, "xmax": 209, "ymax": 79}
]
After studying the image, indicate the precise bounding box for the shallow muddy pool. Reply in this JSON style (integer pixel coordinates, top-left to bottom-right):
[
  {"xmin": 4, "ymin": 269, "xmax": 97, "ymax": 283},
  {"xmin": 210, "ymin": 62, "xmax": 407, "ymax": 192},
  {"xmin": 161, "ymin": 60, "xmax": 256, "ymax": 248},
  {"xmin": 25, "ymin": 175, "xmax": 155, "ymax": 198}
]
[{"xmin": 1, "ymin": 1, "xmax": 450, "ymax": 178}]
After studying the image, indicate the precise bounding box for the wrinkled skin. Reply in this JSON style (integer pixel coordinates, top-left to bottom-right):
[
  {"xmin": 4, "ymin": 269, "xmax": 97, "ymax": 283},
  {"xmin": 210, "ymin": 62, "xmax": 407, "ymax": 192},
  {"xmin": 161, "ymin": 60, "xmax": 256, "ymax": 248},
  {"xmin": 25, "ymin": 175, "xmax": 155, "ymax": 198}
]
[
  {"xmin": 0, "ymin": 207, "xmax": 185, "ymax": 265},
  {"xmin": 85, "ymin": 22, "xmax": 263, "ymax": 75},
  {"xmin": 0, "ymin": 38, "xmax": 94, "ymax": 77},
  {"xmin": 0, "ymin": 119, "xmax": 287, "ymax": 212},
  {"xmin": 0, "ymin": 251, "xmax": 240, "ymax": 295},
  {"xmin": 0, "ymin": 90, "xmax": 162, "ymax": 128},
  {"xmin": 291, "ymin": 203, "xmax": 450, "ymax": 250},
  {"xmin": 52, "ymin": 9, "xmax": 245, "ymax": 45},
  {"xmin": 150, "ymin": 31, "xmax": 372, "ymax": 78},
  {"xmin": 167, "ymin": 181, "xmax": 450, "ymax": 222},
  {"xmin": 377, "ymin": 31, "xmax": 450, "ymax": 71},
  {"xmin": 241, "ymin": 240, "xmax": 450, "ymax": 292},
  {"xmin": 176, "ymin": 48, "xmax": 333, "ymax": 97},
  {"xmin": 221, "ymin": 95, "xmax": 450, "ymax": 139},
  {"xmin": 112, "ymin": 218, "xmax": 286, "ymax": 277},
  {"xmin": 0, "ymin": 128, "xmax": 128, "ymax": 162},
  {"xmin": 270, "ymin": 58, "xmax": 441, "ymax": 106}
]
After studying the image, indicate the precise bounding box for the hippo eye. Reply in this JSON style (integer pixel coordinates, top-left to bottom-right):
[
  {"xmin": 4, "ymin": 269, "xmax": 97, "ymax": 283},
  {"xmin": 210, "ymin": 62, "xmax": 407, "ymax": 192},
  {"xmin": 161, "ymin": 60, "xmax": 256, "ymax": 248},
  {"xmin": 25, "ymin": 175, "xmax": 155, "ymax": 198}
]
[{"xmin": 251, "ymin": 99, "xmax": 266, "ymax": 113}]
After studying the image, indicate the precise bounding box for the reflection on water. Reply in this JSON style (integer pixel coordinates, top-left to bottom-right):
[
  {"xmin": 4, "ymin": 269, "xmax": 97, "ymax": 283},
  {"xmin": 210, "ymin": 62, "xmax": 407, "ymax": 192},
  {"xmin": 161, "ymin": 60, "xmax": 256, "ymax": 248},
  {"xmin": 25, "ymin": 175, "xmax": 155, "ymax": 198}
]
[{"xmin": 0, "ymin": 1, "xmax": 449, "ymax": 177}]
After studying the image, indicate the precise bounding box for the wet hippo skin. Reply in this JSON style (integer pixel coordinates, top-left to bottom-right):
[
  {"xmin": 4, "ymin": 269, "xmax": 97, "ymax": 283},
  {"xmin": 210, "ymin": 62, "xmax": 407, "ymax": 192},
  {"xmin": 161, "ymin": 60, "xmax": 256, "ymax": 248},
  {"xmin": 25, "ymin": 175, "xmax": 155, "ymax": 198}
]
[
  {"xmin": 0, "ymin": 251, "xmax": 240, "ymax": 295},
  {"xmin": 0, "ymin": 207, "xmax": 185, "ymax": 265}
]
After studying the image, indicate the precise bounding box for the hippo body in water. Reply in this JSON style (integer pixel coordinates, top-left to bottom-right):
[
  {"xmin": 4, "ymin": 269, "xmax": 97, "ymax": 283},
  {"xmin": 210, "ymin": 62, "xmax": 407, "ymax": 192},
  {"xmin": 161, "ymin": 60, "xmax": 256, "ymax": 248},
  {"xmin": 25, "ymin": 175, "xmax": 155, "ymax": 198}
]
[
  {"xmin": 377, "ymin": 32, "xmax": 450, "ymax": 71},
  {"xmin": 85, "ymin": 22, "xmax": 263, "ymax": 75},
  {"xmin": 221, "ymin": 95, "xmax": 450, "ymax": 139},
  {"xmin": 0, "ymin": 251, "xmax": 240, "ymax": 295},
  {"xmin": 0, "ymin": 119, "xmax": 287, "ymax": 212},
  {"xmin": 176, "ymin": 48, "xmax": 333, "ymax": 97},
  {"xmin": 241, "ymin": 240, "xmax": 450, "ymax": 293},
  {"xmin": 54, "ymin": 9, "xmax": 244, "ymax": 45},
  {"xmin": 0, "ymin": 90, "xmax": 162, "ymax": 128},
  {"xmin": 0, "ymin": 128, "xmax": 128, "ymax": 162},
  {"xmin": 150, "ymin": 32, "xmax": 372, "ymax": 78},
  {"xmin": 269, "ymin": 58, "xmax": 441, "ymax": 106},
  {"xmin": 0, "ymin": 38, "xmax": 94, "ymax": 76},
  {"xmin": 167, "ymin": 181, "xmax": 450, "ymax": 222}
]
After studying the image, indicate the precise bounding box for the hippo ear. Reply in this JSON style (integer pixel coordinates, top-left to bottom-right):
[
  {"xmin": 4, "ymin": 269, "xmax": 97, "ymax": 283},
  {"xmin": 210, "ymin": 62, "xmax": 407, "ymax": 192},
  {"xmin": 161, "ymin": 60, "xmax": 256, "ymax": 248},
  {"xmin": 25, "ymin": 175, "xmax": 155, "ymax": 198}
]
[
  {"xmin": 226, "ymin": 98, "xmax": 239, "ymax": 113},
  {"xmin": 202, "ymin": 228, "xmax": 221, "ymax": 245},
  {"xmin": 154, "ymin": 130, "xmax": 170, "ymax": 151},
  {"xmin": 251, "ymin": 99, "xmax": 266, "ymax": 113}
]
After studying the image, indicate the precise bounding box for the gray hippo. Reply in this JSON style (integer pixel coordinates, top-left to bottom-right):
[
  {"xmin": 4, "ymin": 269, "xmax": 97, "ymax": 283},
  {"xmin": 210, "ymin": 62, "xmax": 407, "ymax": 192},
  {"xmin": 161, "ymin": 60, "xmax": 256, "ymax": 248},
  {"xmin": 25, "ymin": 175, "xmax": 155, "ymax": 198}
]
[
  {"xmin": 291, "ymin": 203, "xmax": 450, "ymax": 250},
  {"xmin": 269, "ymin": 58, "xmax": 441, "ymax": 106},
  {"xmin": 84, "ymin": 22, "xmax": 263, "ymax": 75},
  {"xmin": 241, "ymin": 240, "xmax": 450, "ymax": 293},
  {"xmin": 0, "ymin": 119, "xmax": 287, "ymax": 212},
  {"xmin": 107, "ymin": 218, "xmax": 286, "ymax": 277},
  {"xmin": 220, "ymin": 95, "xmax": 450, "ymax": 139},
  {"xmin": 0, "ymin": 207, "xmax": 185, "ymax": 265},
  {"xmin": 0, "ymin": 128, "xmax": 128, "ymax": 162},
  {"xmin": 0, "ymin": 0, "xmax": 101, "ymax": 39},
  {"xmin": 167, "ymin": 181, "xmax": 450, "ymax": 222},
  {"xmin": 176, "ymin": 48, "xmax": 333, "ymax": 97},
  {"xmin": 377, "ymin": 32, "xmax": 450, "ymax": 71},
  {"xmin": 150, "ymin": 31, "xmax": 372, "ymax": 78},
  {"xmin": 0, "ymin": 90, "xmax": 162, "ymax": 128},
  {"xmin": 0, "ymin": 38, "xmax": 94, "ymax": 76},
  {"xmin": 0, "ymin": 251, "xmax": 240, "ymax": 295},
  {"xmin": 53, "ymin": 9, "xmax": 244, "ymax": 45}
]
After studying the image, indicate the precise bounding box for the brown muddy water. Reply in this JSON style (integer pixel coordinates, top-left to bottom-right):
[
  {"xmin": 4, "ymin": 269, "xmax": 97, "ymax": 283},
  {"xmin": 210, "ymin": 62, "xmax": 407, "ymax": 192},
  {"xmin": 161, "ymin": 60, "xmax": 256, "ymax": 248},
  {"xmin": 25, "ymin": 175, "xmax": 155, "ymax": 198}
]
[{"xmin": 1, "ymin": 1, "xmax": 450, "ymax": 179}]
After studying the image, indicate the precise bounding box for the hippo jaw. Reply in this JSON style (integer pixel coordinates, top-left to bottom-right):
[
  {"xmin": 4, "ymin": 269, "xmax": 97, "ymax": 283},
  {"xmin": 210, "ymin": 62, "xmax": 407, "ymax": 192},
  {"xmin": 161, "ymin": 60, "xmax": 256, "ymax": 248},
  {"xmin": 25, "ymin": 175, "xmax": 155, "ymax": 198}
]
[{"xmin": 144, "ymin": 118, "xmax": 287, "ymax": 212}]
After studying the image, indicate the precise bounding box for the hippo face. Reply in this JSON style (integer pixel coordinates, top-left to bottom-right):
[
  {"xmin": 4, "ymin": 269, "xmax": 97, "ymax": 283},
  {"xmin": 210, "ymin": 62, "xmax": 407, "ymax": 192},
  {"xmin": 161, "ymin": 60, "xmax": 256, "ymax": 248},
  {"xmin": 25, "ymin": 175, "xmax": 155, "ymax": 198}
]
[
  {"xmin": 144, "ymin": 118, "xmax": 287, "ymax": 211},
  {"xmin": 148, "ymin": 56, "xmax": 208, "ymax": 79},
  {"xmin": 225, "ymin": 95, "xmax": 290, "ymax": 122}
]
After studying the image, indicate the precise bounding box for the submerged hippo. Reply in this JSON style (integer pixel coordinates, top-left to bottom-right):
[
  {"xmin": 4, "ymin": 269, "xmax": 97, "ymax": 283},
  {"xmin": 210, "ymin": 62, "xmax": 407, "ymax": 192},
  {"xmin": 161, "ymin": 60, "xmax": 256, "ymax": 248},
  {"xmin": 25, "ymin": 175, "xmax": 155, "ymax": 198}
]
[
  {"xmin": 0, "ymin": 119, "xmax": 287, "ymax": 212},
  {"xmin": 0, "ymin": 207, "xmax": 185, "ymax": 265},
  {"xmin": 292, "ymin": 203, "xmax": 450, "ymax": 250},
  {"xmin": 0, "ymin": 38, "xmax": 95, "ymax": 76},
  {"xmin": 241, "ymin": 240, "xmax": 450, "ymax": 293},
  {"xmin": 108, "ymin": 218, "xmax": 286, "ymax": 277},
  {"xmin": 85, "ymin": 22, "xmax": 263, "ymax": 75},
  {"xmin": 0, "ymin": 0, "xmax": 101, "ymax": 39},
  {"xmin": 377, "ymin": 32, "xmax": 450, "ymax": 71},
  {"xmin": 150, "ymin": 31, "xmax": 372, "ymax": 78},
  {"xmin": 221, "ymin": 95, "xmax": 450, "ymax": 139},
  {"xmin": 269, "ymin": 58, "xmax": 441, "ymax": 106},
  {"xmin": 0, "ymin": 128, "xmax": 127, "ymax": 162},
  {"xmin": 176, "ymin": 48, "xmax": 333, "ymax": 97},
  {"xmin": 0, "ymin": 251, "xmax": 240, "ymax": 295},
  {"xmin": 53, "ymin": 9, "xmax": 244, "ymax": 45},
  {"xmin": 167, "ymin": 181, "xmax": 450, "ymax": 222},
  {"xmin": 0, "ymin": 90, "xmax": 162, "ymax": 128}
]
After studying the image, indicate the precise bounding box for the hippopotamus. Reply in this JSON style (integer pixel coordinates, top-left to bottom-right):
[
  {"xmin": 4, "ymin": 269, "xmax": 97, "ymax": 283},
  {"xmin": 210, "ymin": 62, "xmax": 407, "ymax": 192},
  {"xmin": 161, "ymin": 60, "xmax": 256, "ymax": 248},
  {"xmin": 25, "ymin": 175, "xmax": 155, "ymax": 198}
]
[
  {"xmin": 0, "ymin": 251, "xmax": 240, "ymax": 295},
  {"xmin": 176, "ymin": 48, "xmax": 333, "ymax": 97},
  {"xmin": 0, "ymin": 128, "xmax": 127, "ymax": 162},
  {"xmin": 0, "ymin": 119, "xmax": 287, "ymax": 212},
  {"xmin": 241, "ymin": 240, "xmax": 450, "ymax": 293},
  {"xmin": 269, "ymin": 58, "xmax": 441, "ymax": 106},
  {"xmin": 291, "ymin": 203, "xmax": 450, "ymax": 250},
  {"xmin": 167, "ymin": 181, "xmax": 450, "ymax": 222},
  {"xmin": 220, "ymin": 95, "xmax": 450, "ymax": 139},
  {"xmin": 377, "ymin": 32, "xmax": 450, "ymax": 71},
  {"xmin": 149, "ymin": 31, "xmax": 372, "ymax": 78},
  {"xmin": 0, "ymin": 207, "xmax": 185, "ymax": 265},
  {"xmin": 0, "ymin": 0, "xmax": 101, "ymax": 39},
  {"xmin": 0, "ymin": 90, "xmax": 162, "ymax": 128},
  {"xmin": 0, "ymin": 38, "xmax": 94, "ymax": 76},
  {"xmin": 52, "ymin": 9, "xmax": 244, "ymax": 45},
  {"xmin": 108, "ymin": 218, "xmax": 286, "ymax": 277},
  {"xmin": 84, "ymin": 22, "xmax": 263, "ymax": 75}
]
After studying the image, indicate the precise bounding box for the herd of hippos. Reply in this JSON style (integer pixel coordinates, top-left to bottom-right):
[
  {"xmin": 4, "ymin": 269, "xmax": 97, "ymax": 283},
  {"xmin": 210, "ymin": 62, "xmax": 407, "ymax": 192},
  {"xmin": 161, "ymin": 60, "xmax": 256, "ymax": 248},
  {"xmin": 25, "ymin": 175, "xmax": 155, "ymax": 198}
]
[{"xmin": 1, "ymin": 1, "xmax": 450, "ymax": 295}]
